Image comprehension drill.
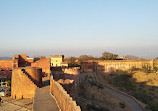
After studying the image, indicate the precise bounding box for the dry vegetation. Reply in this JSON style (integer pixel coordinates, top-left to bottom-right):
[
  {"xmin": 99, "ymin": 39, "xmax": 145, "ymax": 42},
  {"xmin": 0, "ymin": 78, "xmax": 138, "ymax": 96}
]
[
  {"xmin": 97, "ymin": 70, "xmax": 158, "ymax": 111},
  {"xmin": 132, "ymin": 71, "xmax": 158, "ymax": 86},
  {"xmin": 74, "ymin": 72, "xmax": 132, "ymax": 111}
]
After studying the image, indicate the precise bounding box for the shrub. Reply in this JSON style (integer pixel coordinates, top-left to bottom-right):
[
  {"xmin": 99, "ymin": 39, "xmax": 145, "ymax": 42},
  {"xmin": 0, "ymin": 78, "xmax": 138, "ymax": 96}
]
[
  {"xmin": 153, "ymin": 67, "xmax": 158, "ymax": 72},
  {"xmin": 116, "ymin": 70, "xmax": 128, "ymax": 75},
  {"xmin": 130, "ymin": 66, "xmax": 141, "ymax": 71},
  {"xmin": 97, "ymin": 84, "xmax": 104, "ymax": 89},
  {"xmin": 87, "ymin": 104, "xmax": 109, "ymax": 111},
  {"xmin": 88, "ymin": 80, "xmax": 104, "ymax": 89},
  {"xmin": 89, "ymin": 80, "xmax": 97, "ymax": 86},
  {"xmin": 112, "ymin": 70, "xmax": 136, "ymax": 91},
  {"xmin": 7, "ymin": 79, "xmax": 11, "ymax": 87},
  {"xmin": 146, "ymin": 101, "xmax": 158, "ymax": 111},
  {"xmin": 142, "ymin": 65, "xmax": 151, "ymax": 73},
  {"xmin": 148, "ymin": 86, "xmax": 155, "ymax": 92},
  {"xmin": 119, "ymin": 102, "xmax": 126, "ymax": 108},
  {"xmin": 133, "ymin": 90, "xmax": 153, "ymax": 104}
]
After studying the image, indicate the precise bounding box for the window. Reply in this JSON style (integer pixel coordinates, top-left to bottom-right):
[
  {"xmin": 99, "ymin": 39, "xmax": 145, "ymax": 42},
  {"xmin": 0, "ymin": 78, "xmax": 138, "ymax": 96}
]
[{"xmin": 1, "ymin": 69, "xmax": 4, "ymax": 72}]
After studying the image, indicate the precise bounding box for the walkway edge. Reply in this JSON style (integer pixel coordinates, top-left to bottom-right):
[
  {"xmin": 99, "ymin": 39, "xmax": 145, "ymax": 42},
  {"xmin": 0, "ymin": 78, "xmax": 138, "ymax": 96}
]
[
  {"xmin": 99, "ymin": 82, "xmax": 146, "ymax": 111},
  {"xmin": 50, "ymin": 93, "xmax": 61, "ymax": 111},
  {"xmin": 32, "ymin": 88, "xmax": 38, "ymax": 111}
]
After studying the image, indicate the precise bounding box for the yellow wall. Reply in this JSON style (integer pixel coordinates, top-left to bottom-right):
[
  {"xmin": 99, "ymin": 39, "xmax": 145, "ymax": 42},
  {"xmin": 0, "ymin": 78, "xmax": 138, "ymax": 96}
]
[
  {"xmin": 51, "ymin": 57, "xmax": 63, "ymax": 67},
  {"xmin": 82, "ymin": 59, "xmax": 158, "ymax": 73}
]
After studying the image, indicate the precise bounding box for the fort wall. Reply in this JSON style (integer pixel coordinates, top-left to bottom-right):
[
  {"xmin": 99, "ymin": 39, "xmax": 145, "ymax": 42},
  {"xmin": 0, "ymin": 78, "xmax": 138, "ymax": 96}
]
[
  {"xmin": 57, "ymin": 79, "xmax": 75, "ymax": 96},
  {"xmin": 53, "ymin": 67, "xmax": 80, "ymax": 87},
  {"xmin": 50, "ymin": 76, "xmax": 81, "ymax": 111},
  {"xmin": 0, "ymin": 60, "xmax": 18, "ymax": 69},
  {"xmin": 11, "ymin": 67, "xmax": 42, "ymax": 99},
  {"xmin": 82, "ymin": 59, "xmax": 158, "ymax": 73},
  {"xmin": 63, "ymin": 67, "xmax": 80, "ymax": 75}
]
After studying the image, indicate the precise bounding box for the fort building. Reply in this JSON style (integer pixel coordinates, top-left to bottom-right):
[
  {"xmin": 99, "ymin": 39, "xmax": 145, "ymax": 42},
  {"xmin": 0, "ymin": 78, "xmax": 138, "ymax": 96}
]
[
  {"xmin": 11, "ymin": 67, "xmax": 42, "ymax": 99},
  {"xmin": 0, "ymin": 59, "xmax": 18, "ymax": 87},
  {"xmin": 0, "ymin": 54, "xmax": 50, "ymax": 87},
  {"xmin": 50, "ymin": 55, "xmax": 68, "ymax": 67},
  {"xmin": 31, "ymin": 57, "xmax": 51, "ymax": 77},
  {"xmin": 13, "ymin": 54, "xmax": 34, "ymax": 67}
]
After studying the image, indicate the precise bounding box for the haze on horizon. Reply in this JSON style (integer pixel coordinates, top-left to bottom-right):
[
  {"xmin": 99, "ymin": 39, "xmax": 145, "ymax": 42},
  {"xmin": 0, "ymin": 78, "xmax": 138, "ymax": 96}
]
[{"xmin": 0, "ymin": 0, "xmax": 158, "ymax": 59}]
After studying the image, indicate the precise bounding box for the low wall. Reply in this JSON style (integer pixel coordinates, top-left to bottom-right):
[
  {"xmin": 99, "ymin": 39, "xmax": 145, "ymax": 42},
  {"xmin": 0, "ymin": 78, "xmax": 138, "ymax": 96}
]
[{"xmin": 50, "ymin": 76, "xmax": 81, "ymax": 111}]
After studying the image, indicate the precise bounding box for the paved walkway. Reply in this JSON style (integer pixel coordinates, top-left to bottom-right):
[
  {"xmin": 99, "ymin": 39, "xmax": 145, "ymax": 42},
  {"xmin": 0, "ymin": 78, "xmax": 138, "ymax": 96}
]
[
  {"xmin": 33, "ymin": 77, "xmax": 60, "ymax": 111},
  {"xmin": 0, "ymin": 97, "xmax": 32, "ymax": 111}
]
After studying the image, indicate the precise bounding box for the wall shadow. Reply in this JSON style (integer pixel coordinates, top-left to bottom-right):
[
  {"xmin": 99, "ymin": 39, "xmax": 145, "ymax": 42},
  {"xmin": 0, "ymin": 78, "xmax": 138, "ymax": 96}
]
[
  {"xmin": 42, "ymin": 79, "xmax": 50, "ymax": 87},
  {"xmin": 81, "ymin": 61, "xmax": 158, "ymax": 111},
  {"xmin": 51, "ymin": 67, "xmax": 79, "ymax": 96}
]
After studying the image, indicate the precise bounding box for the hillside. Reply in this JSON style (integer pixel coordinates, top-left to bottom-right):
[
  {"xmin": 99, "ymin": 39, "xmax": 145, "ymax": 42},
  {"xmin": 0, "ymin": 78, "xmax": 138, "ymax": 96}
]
[
  {"xmin": 124, "ymin": 55, "xmax": 145, "ymax": 60},
  {"xmin": 0, "ymin": 57, "xmax": 12, "ymax": 60}
]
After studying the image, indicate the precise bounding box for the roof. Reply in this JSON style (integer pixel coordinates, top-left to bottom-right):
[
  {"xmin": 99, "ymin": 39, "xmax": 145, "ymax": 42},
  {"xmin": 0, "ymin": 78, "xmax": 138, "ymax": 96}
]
[{"xmin": 50, "ymin": 55, "xmax": 64, "ymax": 58}]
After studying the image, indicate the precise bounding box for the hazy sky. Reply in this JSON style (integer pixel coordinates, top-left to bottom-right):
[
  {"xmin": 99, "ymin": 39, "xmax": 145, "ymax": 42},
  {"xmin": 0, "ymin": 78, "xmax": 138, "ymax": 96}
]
[{"xmin": 0, "ymin": 0, "xmax": 158, "ymax": 58}]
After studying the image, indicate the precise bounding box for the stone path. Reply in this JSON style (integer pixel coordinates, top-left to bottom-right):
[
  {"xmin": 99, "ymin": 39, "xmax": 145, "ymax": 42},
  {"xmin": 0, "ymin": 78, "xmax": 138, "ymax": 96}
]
[
  {"xmin": 0, "ymin": 97, "xmax": 32, "ymax": 111},
  {"xmin": 33, "ymin": 77, "xmax": 60, "ymax": 111}
]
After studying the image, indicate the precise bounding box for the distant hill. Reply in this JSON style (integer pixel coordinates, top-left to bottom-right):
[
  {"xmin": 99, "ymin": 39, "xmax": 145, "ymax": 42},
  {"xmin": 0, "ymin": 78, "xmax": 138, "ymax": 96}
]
[
  {"xmin": 0, "ymin": 57, "xmax": 12, "ymax": 60},
  {"xmin": 124, "ymin": 55, "xmax": 145, "ymax": 60}
]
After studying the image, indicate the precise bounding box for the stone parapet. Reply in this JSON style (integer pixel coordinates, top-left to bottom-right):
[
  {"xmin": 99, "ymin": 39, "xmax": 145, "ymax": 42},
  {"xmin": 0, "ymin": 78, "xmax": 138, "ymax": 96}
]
[{"xmin": 50, "ymin": 76, "xmax": 81, "ymax": 111}]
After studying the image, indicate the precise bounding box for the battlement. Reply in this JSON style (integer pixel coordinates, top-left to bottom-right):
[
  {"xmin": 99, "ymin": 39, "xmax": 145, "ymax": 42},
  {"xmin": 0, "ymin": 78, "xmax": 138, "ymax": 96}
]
[{"xmin": 50, "ymin": 76, "xmax": 81, "ymax": 111}]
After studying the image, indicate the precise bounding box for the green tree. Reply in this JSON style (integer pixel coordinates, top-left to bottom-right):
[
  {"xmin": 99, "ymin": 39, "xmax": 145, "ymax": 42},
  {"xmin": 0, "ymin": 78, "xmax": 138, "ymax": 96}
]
[
  {"xmin": 67, "ymin": 57, "xmax": 80, "ymax": 67},
  {"xmin": 100, "ymin": 51, "xmax": 118, "ymax": 60},
  {"xmin": 79, "ymin": 55, "xmax": 96, "ymax": 61},
  {"xmin": 7, "ymin": 79, "xmax": 11, "ymax": 87}
]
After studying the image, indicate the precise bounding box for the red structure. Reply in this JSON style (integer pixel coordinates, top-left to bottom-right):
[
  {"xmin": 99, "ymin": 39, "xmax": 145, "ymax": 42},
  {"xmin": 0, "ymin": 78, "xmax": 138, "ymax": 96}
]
[
  {"xmin": 31, "ymin": 58, "xmax": 51, "ymax": 77},
  {"xmin": 0, "ymin": 54, "xmax": 51, "ymax": 87}
]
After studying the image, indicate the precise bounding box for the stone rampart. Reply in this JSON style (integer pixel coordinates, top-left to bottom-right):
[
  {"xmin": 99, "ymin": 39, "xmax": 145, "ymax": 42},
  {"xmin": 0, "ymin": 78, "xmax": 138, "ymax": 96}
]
[
  {"xmin": 50, "ymin": 76, "xmax": 81, "ymax": 111},
  {"xmin": 63, "ymin": 67, "xmax": 80, "ymax": 75},
  {"xmin": 82, "ymin": 59, "xmax": 158, "ymax": 73},
  {"xmin": 53, "ymin": 67, "xmax": 80, "ymax": 87}
]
